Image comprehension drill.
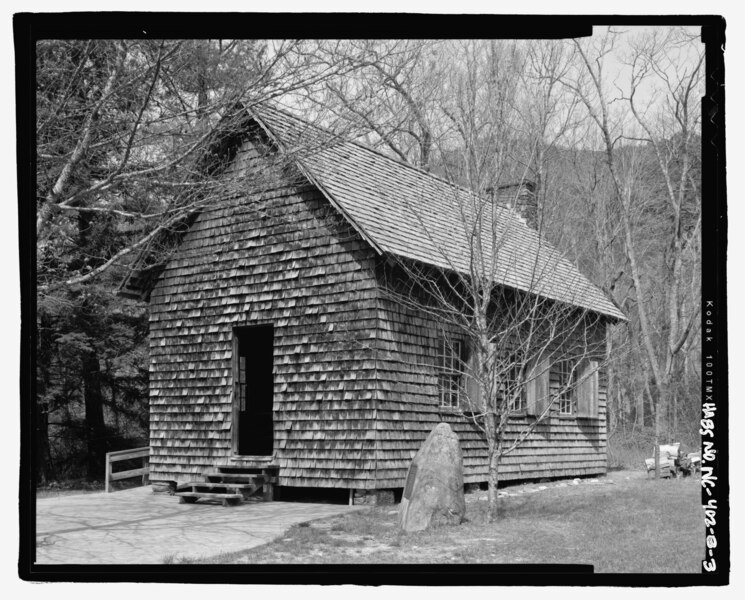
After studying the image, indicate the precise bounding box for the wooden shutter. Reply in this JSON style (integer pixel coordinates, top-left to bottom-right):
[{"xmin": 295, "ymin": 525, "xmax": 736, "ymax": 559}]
[
  {"xmin": 576, "ymin": 359, "xmax": 599, "ymax": 418},
  {"xmin": 526, "ymin": 356, "xmax": 550, "ymax": 416},
  {"xmin": 465, "ymin": 342, "xmax": 483, "ymax": 411}
]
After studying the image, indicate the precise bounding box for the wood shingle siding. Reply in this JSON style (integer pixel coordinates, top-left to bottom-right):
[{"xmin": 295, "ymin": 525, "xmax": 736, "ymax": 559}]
[
  {"xmin": 369, "ymin": 297, "xmax": 608, "ymax": 488},
  {"xmin": 149, "ymin": 145, "xmax": 383, "ymax": 487}
]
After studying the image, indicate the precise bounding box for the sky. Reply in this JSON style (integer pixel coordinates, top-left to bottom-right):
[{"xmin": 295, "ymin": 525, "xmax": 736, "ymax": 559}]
[{"xmin": 586, "ymin": 26, "xmax": 704, "ymax": 132}]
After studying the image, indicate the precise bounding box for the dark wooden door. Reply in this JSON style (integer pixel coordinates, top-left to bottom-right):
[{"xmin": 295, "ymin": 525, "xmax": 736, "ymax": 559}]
[{"xmin": 233, "ymin": 324, "xmax": 274, "ymax": 456}]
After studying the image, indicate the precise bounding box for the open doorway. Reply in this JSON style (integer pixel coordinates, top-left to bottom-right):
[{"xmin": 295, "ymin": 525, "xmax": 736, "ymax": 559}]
[{"xmin": 232, "ymin": 324, "xmax": 274, "ymax": 456}]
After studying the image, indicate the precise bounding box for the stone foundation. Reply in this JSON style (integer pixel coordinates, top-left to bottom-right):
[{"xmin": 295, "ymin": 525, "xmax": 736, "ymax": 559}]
[
  {"xmin": 151, "ymin": 480, "xmax": 176, "ymax": 494},
  {"xmin": 353, "ymin": 489, "xmax": 396, "ymax": 506}
]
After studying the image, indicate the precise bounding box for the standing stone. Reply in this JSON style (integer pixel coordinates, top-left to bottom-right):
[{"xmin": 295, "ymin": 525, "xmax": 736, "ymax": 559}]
[{"xmin": 398, "ymin": 423, "xmax": 466, "ymax": 532}]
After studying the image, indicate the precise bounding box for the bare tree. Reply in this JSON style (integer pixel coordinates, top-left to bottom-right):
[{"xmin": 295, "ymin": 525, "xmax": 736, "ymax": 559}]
[
  {"xmin": 34, "ymin": 39, "xmax": 376, "ymax": 480},
  {"xmin": 322, "ymin": 40, "xmax": 622, "ymax": 518},
  {"xmin": 379, "ymin": 179, "xmax": 614, "ymax": 520},
  {"xmin": 561, "ymin": 27, "xmax": 703, "ymax": 475},
  {"xmin": 36, "ymin": 39, "xmax": 373, "ymax": 292},
  {"xmin": 295, "ymin": 39, "xmax": 442, "ymax": 169}
]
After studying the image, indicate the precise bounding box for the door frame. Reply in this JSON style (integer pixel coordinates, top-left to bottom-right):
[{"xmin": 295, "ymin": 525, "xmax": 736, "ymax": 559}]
[{"xmin": 231, "ymin": 324, "xmax": 275, "ymax": 457}]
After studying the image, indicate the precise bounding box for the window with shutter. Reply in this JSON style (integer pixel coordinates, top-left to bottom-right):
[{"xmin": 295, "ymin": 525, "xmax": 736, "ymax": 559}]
[
  {"xmin": 504, "ymin": 358, "xmax": 526, "ymax": 412},
  {"xmin": 526, "ymin": 356, "xmax": 551, "ymax": 417},
  {"xmin": 555, "ymin": 359, "xmax": 576, "ymax": 416},
  {"xmin": 576, "ymin": 359, "xmax": 600, "ymax": 418},
  {"xmin": 464, "ymin": 342, "xmax": 483, "ymax": 412}
]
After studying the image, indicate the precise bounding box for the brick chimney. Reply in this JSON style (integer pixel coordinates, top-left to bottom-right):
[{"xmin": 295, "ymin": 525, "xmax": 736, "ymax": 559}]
[{"xmin": 486, "ymin": 180, "xmax": 538, "ymax": 230}]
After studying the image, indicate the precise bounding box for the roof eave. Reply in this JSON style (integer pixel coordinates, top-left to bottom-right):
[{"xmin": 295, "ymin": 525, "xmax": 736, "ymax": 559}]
[{"xmin": 382, "ymin": 249, "xmax": 627, "ymax": 323}]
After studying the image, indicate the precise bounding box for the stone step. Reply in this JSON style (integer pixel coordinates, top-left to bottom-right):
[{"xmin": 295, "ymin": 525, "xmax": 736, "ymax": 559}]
[
  {"xmin": 175, "ymin": 491, "xmax": 244, "ymax": 506},
  {"xmin": 203, "ymin": 471, "xmax": 273, "ymax": 483},
  {"xmin": 173, "ymin": 464, "xmax": 278, "ymax": 505},
  {"xmin": 206, "ymin": 476, "xmax": 277, "ymax": 485},
  {"xmin": 177, "ymin": 481, "xmax": 261, "ymax": 492}
]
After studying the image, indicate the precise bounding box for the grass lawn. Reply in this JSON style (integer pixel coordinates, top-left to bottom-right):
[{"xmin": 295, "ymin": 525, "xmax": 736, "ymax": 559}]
[
  {"xmin": 36, "ymin": 481, "xmax": 104, "ymax": 499},
  {"xmin": 36, "ymin": 477, "xmax": 141, "ymax": 498},
  {"xmin": 174, "ymin": 469, "xmax": 704, "ymax": 572}
]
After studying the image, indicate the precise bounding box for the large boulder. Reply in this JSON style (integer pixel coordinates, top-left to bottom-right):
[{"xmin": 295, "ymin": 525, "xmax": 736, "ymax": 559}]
[{"xmin": 398, "ymin": 422, "xmax": 466, "ymax": 532}]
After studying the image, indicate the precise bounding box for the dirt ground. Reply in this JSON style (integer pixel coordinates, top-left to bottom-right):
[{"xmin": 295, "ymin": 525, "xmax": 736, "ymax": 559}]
[{"xmin": 196, "ymin": 469, "xmax": 704, "ymax": 571}]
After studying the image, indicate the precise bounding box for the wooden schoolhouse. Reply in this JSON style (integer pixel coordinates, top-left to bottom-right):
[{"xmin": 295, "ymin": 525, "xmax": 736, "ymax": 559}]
[{"xmin": 122, "ymin": 104, "xmax": 625, "ymax": 502}]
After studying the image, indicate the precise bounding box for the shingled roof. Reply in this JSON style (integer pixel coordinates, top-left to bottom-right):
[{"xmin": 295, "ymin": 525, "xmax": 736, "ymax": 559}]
[{"xmin": 249, "ymin": 105, "xmax": 625, "ymax": 321}]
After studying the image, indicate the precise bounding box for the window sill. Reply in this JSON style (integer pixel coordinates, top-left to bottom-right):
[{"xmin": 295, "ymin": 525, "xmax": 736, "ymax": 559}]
[{"xmin": 557, "ymin": 414, "xmax": 602, "ymax": 420}]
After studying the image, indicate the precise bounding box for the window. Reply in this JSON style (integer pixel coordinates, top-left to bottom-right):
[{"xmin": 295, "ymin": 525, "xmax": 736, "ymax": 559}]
[
  {"xmin": 503, "ymin": 360, "xmax": 526, "ymax": 412},
  {"xmin": 556, "ymin": 360, "xmax": 575, "ymax": 415},
  {"xmin": 553, "ymin": 358, "xmax": 601, "ymax": 418},
  {"xmin": 556, "ymin": 359, "xmax": 576, "ymax": 415},
  {"xmin": 437, "ymin": 339, "xmax": 463, "ymax": 408}
]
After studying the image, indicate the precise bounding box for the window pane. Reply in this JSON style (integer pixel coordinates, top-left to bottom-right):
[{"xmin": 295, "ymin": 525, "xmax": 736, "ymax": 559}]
[
  {"xmin": 557, "ymin": 359, "xmax": 574, "ymax": 415},
  {"xmin": 438, "ymin": 338, "xmax": 463, "ymax": 408}
]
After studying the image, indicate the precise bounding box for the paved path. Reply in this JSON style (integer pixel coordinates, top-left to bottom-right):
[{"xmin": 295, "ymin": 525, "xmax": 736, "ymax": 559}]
[{"xmin": 36, "ymin": 487, "xmax": 363, "ymax": 564}]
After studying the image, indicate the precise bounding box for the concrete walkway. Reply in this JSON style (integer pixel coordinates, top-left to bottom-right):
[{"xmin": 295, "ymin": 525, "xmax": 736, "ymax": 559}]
[{"xmin": 36, "ymin": 486, "xmax": 363, "ymax": 564}]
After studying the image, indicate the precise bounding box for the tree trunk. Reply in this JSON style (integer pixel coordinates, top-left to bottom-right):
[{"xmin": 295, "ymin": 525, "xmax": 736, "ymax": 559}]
[
  {"xmin": 654, "ymin": 440, "xmax": 660, "ymax": 479},
  {"xmin": 657, "ymin": 382, "xmax": 669, "ymax": 443},
  {"xmin": 487, "ymin": 448, "xmax": 500, "ymax": 521},
  {"xmin": 606, "ymin": 329, "xmax": 617, "ymax": 432},
  {"xmin": 481, "ymin": 404, "xmax": 502, "ymax": 521},
  {"xmin": 36, "ymin": 315, "xmax": 53, "ymax": 485},
  {"xmin": 636, "ymin": 382, "xmax": 645, "ymax": 428},
  {"xmin": 196, "ymin": 41, "xmax": 209, "ymax": 118},
  {"xmin": 36, "ymin": 399, "xmax": 52, "ymax": 485},
  {"xmin": 653, "ymin": 383, "xmax": 669, "ymax": 479},
  {"xmin": 644, "ymin": 375, "xmax": 656, "ymax": 429},
  {"xmin": 419, "ymin": 129, "xmax": 432, "ymax": 172},
  {"xmin": 83, "ymin": 351, "xmax": 106, "ymax": 480}
]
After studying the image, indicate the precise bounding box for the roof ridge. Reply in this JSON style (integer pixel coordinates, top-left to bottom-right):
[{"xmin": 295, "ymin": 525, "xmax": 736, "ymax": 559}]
[{"xmin": 252, "ymin": 101, "xmax": 490, "ymax": 205}]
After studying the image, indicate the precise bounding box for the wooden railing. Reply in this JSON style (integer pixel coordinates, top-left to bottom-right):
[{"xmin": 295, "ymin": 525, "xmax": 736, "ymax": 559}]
[{"xmin": 105, "ymin": 447, "xmax": 150, "ymax": 493}]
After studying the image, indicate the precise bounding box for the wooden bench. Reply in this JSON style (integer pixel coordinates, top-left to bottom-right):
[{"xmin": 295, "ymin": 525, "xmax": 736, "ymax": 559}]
[
  {"xmin": 644, "ymin": 443, "xmax": 700, "ymax": 478},
  {"xmin": 683, "ymin": 451, "xmax": 702, "ymax": 474},
  {"xmin": 645, "ymin": 457, "xmax": 671, "ymax": 477},
  {"xmin": 645, "ymin": 443, "xmax": 679, "ymax": 478},
  {"xmin": 105, "ymin": 447, "xmax": 150, "ymax": 492}
]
